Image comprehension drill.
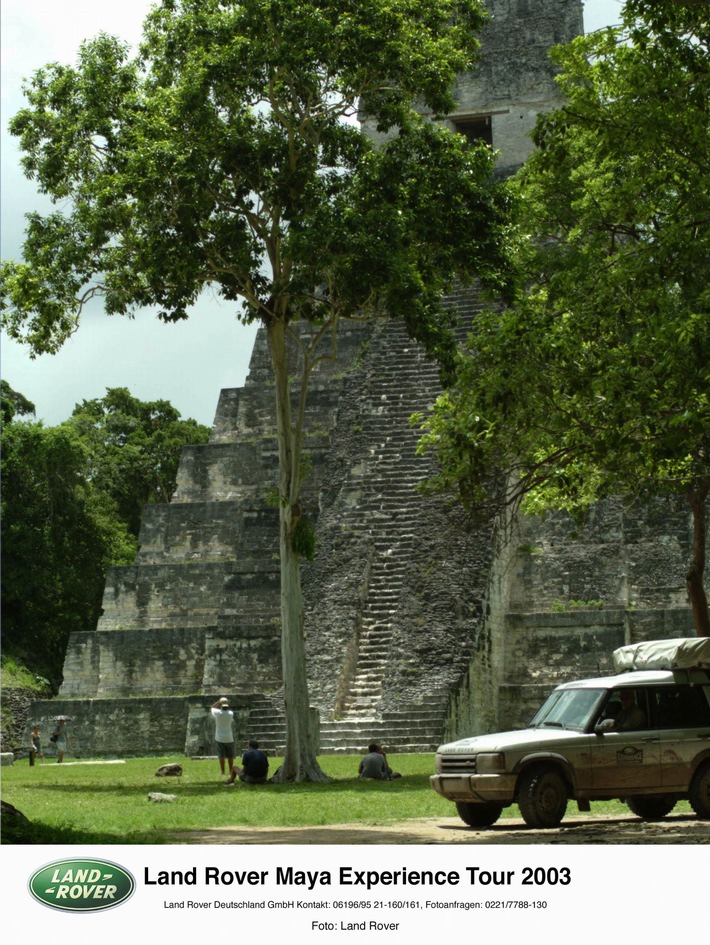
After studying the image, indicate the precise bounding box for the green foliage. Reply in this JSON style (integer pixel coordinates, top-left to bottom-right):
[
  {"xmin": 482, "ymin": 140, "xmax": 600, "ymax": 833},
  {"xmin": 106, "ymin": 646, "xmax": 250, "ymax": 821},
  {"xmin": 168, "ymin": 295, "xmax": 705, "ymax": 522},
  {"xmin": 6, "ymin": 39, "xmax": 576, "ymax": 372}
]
[
  {"xmin": 61, "ymin": 387, "xmax": 210, "ymax": 537},
  {"xmin": 0, "ymin": 417, "xmax": 137, "ymax": 683},
  {"xmin": 291, "ymin": 516, "xmax": 317, "ymax": 561},
  {"xmin": 0, "ymin": 656, "xmax": 50, "ymax": 692},
  {"xmin": 1, "ymin": 0, "xmax": 512, "ymax": 366},
  {"xmin": 1, "ymin": 379, "xmax": 36, "ymax": 425},
  {"xmin": 550, "ymin": 599, "xmax": 605, "ymax": 613},
  {"xmin": 515, "ymin": 0, "xmax": 710, "ymax": 512},
  {"xmin": 0, "ymin": 386, "xmax": 208, "ymax": 684},
  {"xmin": 417, "ymin": 0, "xmax": 710, "ymax": 631}
]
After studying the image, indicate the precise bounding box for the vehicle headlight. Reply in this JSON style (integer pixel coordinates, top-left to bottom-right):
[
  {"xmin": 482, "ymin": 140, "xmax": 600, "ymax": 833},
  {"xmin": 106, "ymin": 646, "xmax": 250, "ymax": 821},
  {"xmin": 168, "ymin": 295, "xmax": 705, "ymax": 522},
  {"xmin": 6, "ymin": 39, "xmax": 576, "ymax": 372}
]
[
  {"xmin": 435, "ymin": 754, "xmax": 443, "ymax": 774},
  {"xmin": 475, "ymin": 752, "xmax": 506, "ymax": 774}
]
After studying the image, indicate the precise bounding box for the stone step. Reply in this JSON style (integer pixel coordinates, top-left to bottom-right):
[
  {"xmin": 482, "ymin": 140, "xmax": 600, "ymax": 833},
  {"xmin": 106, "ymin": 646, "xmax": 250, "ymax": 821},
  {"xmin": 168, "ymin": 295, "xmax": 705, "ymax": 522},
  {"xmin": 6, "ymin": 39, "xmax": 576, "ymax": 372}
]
[
  {"xmin": 244, "ymin": 720, "xmax": 445, "ymax": 755},
  {"xmin": 352, "ymin": 647, "xmax": 391, "ymax": 658},
  {"xmin": 322, "ymin": 720, "xmax": 442, "ymax": 734},
  {"xmin": 351, "ymin": 648, "xmax": 389, "ymax": 672}
]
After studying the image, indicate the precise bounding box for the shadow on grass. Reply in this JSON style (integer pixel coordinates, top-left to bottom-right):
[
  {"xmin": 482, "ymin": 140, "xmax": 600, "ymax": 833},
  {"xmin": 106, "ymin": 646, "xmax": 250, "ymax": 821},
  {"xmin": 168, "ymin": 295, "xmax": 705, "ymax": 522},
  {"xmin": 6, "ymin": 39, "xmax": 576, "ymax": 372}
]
[
  {"xmin": 257, "ymin": 774, "xmax": 433, "ymax": 796},
  {"xmin": 1, "ymin": 820, "xmax": 163, "ymax": 845},
  {"xmin": 13, "ymin": 774, "xmax": 434, "ymax": 799}
]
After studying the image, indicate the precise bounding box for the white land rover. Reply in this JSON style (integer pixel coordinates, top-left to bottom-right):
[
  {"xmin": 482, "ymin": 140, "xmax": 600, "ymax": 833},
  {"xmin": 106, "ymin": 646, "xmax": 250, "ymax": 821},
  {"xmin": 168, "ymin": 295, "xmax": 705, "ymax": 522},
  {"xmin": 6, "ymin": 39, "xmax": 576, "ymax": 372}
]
[{"xmin": 431, "ymin": 637, "xmax": 710, "ymax": 829}]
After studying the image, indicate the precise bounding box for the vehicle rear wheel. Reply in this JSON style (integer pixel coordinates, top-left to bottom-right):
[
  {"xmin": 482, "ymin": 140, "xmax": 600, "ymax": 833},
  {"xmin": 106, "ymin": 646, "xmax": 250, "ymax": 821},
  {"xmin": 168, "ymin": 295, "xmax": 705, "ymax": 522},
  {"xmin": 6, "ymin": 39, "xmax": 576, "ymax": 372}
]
[
  {"xmin": 455, "ymin": 801, "xmax": 503, "ymax": 828},
  {"xmin": 689, "ymin": 762, "xmax": 710, "ymax": 819},
  {"xmin": 517, "ymin": 766, "xmax": 568, "ymax": 829},
  {"xmin": 626, "ymin": 796, "xmax": 676, "ymax": 821}
]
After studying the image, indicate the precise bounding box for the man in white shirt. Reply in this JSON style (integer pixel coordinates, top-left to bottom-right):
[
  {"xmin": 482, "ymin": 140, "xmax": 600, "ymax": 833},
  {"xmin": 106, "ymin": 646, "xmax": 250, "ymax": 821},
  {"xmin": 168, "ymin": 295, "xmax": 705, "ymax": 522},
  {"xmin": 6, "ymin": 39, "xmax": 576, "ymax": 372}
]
[{"xmin": 211, "ymin": 697, "xmax": 236, "ymax": 782}]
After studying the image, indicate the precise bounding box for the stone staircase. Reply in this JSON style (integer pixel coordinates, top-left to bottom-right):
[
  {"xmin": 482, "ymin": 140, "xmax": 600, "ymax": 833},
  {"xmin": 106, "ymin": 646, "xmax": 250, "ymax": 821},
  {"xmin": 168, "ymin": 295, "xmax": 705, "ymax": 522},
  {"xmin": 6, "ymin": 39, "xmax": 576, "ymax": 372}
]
[
  {"xmin": 341, "ymin": 550, "xmax": 405, "ymax": 716},
  {"xmin": 301, "ymin": 320, "xmax": 460, "ymax": 747},
  {"xmin": 234, "ymin": 318, "xmax": 478, "ymax": 755},
  {"xmin": 338, "ymin": 326, "xmax": 445, "ymax": 721},
  {"xmin": 244, "ymin": 694, "xmax": 445, "ymax": 755}
]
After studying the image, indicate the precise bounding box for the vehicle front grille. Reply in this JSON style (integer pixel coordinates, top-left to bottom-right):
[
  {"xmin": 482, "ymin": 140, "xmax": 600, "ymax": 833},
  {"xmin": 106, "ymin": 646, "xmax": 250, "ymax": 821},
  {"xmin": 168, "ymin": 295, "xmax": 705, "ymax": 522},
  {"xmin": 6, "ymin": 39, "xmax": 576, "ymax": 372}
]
[{"xmin": 439, "ymin": 754, "xmax": 476, "ymax": 774}]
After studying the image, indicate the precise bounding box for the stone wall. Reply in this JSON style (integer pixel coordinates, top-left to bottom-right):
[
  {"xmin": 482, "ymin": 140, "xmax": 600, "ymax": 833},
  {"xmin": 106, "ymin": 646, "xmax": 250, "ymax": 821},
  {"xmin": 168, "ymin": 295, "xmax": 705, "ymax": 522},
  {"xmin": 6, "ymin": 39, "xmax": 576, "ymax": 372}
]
[
  {"xmin": 447, "ymin": 0, "xmax": 584, "ymax": 172},
  {"xmin": 59, "ymin": 628, "xmax": 208, "ymax": 699},
  {"xmin": 1, "ymin": 687, "xmax": 51, "ymax": 756},
  {"xmin": 444, "ymin": 495, "xmax": 704, "ymax": 742},
  {"xmin": 23, "ymin": 695, "xmax": 261, "ymax": 759},
  {"xmin": 361, "ymin": 1, "xmax": 584, "ymax": 171}
]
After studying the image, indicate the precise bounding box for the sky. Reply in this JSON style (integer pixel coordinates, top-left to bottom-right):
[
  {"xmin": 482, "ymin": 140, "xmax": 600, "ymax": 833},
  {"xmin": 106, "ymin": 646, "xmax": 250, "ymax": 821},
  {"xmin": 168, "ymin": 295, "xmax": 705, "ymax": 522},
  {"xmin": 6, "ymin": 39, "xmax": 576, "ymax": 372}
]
[{"xmin": 0, "ymin": 0, "xmax": 624, "ymax": 428}]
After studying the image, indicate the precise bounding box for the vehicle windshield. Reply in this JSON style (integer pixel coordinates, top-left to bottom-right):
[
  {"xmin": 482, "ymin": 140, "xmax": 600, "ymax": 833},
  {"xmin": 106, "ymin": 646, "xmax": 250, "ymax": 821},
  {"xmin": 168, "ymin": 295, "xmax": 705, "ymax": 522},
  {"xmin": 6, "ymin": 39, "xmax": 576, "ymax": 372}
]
[{"xmin": 528, "ymin": 688, "xmax": 605, "ymax": 731}]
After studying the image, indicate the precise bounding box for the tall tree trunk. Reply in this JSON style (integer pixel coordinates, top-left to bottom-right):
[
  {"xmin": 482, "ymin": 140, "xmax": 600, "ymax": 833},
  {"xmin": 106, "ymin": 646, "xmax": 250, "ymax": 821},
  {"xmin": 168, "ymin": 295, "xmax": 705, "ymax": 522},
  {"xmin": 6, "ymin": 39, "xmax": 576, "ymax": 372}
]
[
  {"xmin": 267, "ymin": 316, "xmax": 328, "ymax": 781},
  {"xmin": 686, "ymin": 483, "xmax": 710, "ymax": 637}
]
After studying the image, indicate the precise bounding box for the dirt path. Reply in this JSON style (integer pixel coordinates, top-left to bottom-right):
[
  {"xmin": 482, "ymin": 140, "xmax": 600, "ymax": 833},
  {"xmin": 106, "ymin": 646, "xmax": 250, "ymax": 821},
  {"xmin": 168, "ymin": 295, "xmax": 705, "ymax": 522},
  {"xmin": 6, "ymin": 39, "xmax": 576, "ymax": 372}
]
[{"xmin": 170, "ymin": 812, "xmax": 710, "ymax": 845}]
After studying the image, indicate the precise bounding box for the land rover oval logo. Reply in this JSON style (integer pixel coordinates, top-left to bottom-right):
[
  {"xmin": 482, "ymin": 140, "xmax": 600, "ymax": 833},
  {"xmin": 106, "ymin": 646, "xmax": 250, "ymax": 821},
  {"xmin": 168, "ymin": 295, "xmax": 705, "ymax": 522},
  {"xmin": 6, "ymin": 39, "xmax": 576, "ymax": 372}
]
[{"xmin": 29, "ymin": 858, "xmax": 135, "ymax": 913}]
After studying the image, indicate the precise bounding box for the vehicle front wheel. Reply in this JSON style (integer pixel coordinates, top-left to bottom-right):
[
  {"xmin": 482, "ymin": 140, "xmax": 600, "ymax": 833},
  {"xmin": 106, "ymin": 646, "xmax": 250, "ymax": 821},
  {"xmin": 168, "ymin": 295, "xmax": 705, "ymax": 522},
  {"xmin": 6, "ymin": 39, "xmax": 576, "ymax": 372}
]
[
  {"xmin": 689, "ymin": 762, "xmax": 710, "ymax": 819},
  {"xmin": 626, "ymin": 796, "xmax": 676, "ymax": 821},
  {"xmin": 517, "ymin": 766, "xmax": 568, "ymax": 829},
  {"xmin": 455, "ymin": 801, "xmax": 503, "ymax": 828}
]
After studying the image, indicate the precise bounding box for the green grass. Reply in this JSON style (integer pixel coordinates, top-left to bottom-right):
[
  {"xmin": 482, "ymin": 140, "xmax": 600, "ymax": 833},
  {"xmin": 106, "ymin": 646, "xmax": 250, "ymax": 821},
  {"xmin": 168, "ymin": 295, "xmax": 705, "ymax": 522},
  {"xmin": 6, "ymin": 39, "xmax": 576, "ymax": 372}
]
[
  {"xmin": 1, "ymin": 753, "xmax": 694, "ymax": 844},
  {"xmin": 0, "ymin": 655, "xmax": 50, "ymax": 691},
  {"xmin": 2, "ymin": 754, "xmax": 446, "ymax": 843}
]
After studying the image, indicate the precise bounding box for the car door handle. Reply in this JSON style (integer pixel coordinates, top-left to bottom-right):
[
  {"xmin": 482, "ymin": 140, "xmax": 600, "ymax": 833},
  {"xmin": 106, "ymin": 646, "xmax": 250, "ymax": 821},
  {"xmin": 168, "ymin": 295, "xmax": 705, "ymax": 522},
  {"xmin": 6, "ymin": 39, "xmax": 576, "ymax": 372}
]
[{"xmin": 642, "ymin": 736, "xmax": 660, "ymax": 743}]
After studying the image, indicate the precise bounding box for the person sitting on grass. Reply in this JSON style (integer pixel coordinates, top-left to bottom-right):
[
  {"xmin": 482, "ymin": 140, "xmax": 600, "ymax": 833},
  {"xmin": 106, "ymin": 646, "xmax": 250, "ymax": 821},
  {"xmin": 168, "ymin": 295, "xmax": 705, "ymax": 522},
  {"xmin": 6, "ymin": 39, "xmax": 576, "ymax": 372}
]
[
  {"xmin": 358, "ymin": 743, "xmax": 401, "ymax": 781},
  {"xmin": 226, "ymin": 740, "xmax": 269, "ymax": 785}
]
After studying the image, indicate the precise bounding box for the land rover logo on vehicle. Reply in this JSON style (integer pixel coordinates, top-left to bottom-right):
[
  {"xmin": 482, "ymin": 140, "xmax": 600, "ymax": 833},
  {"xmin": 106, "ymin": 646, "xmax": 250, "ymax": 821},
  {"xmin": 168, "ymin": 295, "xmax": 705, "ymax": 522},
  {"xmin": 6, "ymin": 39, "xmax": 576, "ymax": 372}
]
[
  {"xmin": 617, "ymin": 746, "xmax": 643, "ymax": 765},
  {"xmin": 29, "ymin": 858, "xmax": 136, "ymax": 913}
]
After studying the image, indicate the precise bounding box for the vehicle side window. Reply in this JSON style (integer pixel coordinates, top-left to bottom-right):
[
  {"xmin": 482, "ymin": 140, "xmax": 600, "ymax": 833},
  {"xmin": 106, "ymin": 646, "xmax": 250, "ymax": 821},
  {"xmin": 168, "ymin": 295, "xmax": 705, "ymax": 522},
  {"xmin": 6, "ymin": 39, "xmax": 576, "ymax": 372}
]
[
  {"xmin": 598, "ymin": 696, "xmax": 621, "ymax": 725},
  {"xmin": 653, "ymin": 685, "xmax": 710, "ymax": 729},
  {"xmin": 596, "ymin": 689, "xmax": 650, "ymax": 730}
]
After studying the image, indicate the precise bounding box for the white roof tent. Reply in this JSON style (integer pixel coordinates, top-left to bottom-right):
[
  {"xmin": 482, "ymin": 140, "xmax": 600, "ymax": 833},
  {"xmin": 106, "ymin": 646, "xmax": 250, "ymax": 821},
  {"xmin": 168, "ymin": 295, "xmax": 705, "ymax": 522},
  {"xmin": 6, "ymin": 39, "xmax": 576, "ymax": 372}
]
[{"xmin": 613, "ymin": 638, "xmax": 710, "ymax": 673}]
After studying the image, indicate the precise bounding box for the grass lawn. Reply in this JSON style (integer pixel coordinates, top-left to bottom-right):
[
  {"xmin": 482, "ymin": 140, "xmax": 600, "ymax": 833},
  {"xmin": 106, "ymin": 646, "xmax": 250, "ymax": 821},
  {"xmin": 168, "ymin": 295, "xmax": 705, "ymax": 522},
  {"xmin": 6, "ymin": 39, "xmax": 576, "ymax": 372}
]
[
  {"xmin": 2, "ymin": 753, "xmax": 445, "ymax": 843},
  {"xmin": 1, "ymin": 753, "xmax": 693, "ymax": 844}
]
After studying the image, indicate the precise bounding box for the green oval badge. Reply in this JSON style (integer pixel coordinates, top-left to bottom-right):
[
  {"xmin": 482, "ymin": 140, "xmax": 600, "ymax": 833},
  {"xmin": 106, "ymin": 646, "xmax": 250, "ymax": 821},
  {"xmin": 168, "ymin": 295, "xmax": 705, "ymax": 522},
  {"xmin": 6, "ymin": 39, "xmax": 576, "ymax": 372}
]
[{"xmin": 29, "ymin": 858, "xmax": 135, "ymax": 913}]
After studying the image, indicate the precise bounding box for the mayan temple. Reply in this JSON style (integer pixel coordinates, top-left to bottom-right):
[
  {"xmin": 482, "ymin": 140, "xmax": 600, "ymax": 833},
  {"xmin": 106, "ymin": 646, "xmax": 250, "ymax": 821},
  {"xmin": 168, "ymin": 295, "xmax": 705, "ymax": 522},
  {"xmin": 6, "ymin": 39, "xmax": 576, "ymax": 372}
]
[{"xmin": 28, "ymin": 1, "xmax": 702, "ymax": 757}]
